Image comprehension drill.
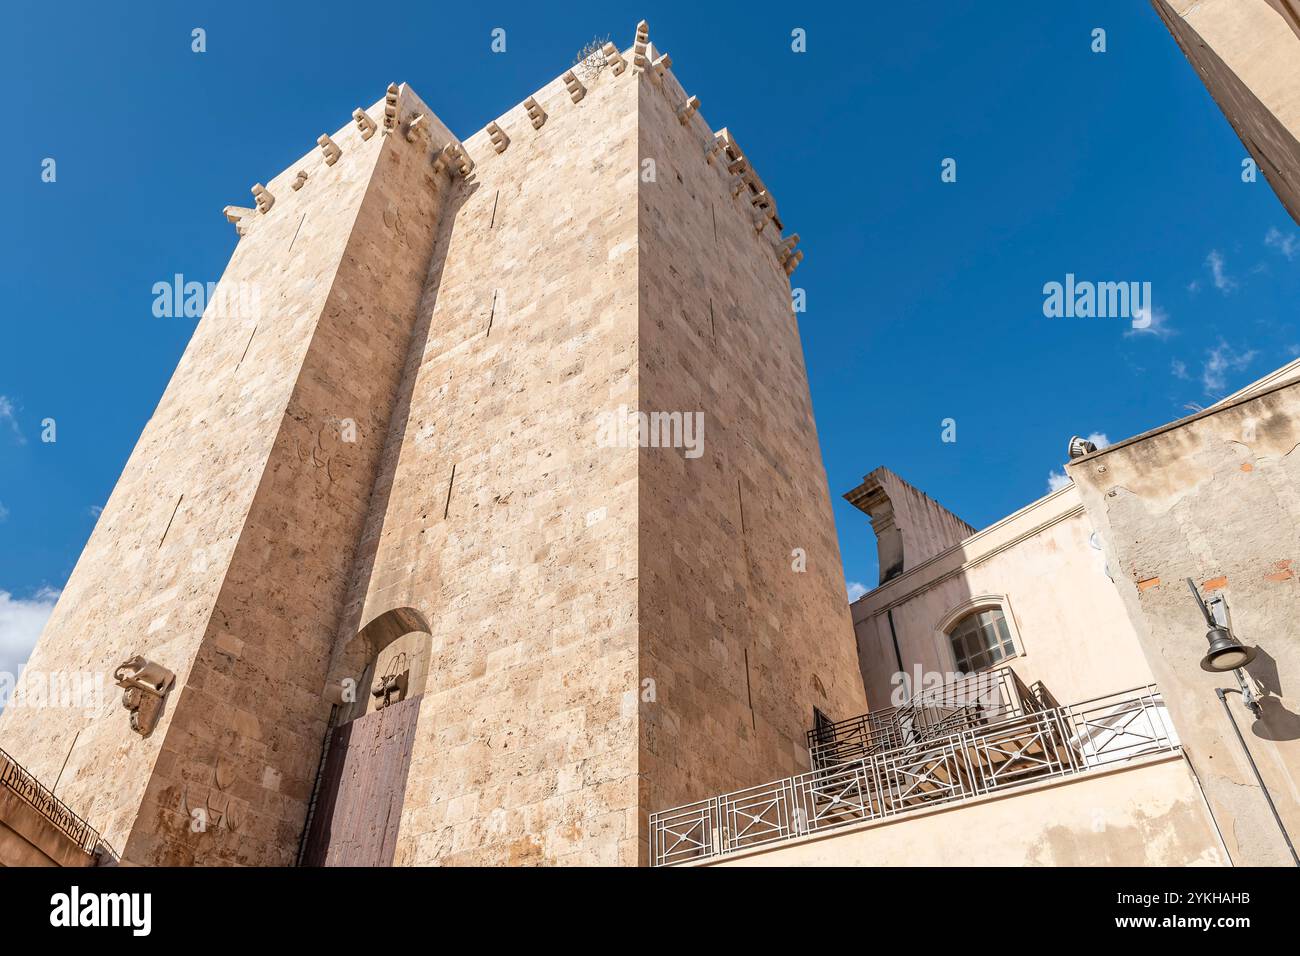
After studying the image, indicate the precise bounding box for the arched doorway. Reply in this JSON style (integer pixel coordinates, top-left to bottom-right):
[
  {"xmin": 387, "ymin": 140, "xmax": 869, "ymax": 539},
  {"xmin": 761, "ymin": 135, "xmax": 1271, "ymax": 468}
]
[{"xmin": 300, "ymin": 607, "xmax": 431, "ymax": 867}]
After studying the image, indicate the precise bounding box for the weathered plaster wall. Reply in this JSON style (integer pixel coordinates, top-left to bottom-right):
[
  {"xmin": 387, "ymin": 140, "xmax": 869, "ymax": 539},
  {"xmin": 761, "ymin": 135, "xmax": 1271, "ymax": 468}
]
[
  {"xmin": 1068, "ymin": 380, "xmax": 1300, "ymax": 866},
  {"xmin": 1152, "ymin": 0, "xmax": 1300, "ymax": 224},
  {"xmin": 636, "ymin": 57, "xmax": 868, "ymax": 831},
  {"xmin": 852, "ymin": 485, "xmax": 1154, "ymax": 710},
  {"xmin": 702, "ymin": 754, "xmax": 1225, "ymax": 867}
]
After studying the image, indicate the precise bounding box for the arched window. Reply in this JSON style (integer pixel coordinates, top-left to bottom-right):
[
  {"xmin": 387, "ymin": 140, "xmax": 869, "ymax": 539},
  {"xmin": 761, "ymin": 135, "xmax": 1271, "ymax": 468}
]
[{"xmin": 947, "ymin": 606, "xmax": 1017, "ymax": 673}]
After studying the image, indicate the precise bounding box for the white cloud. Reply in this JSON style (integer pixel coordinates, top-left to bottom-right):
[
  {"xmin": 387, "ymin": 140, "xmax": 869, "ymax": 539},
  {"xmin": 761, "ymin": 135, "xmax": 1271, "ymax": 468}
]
[
  {"xmin": 1265, "ymin": 227, "xmax": 1298, "ymax": 261},
  {"xmin": 1202, "ymin": 340, "xmax": 1258, "ymax": 395},
  {"xmin": 0, "ymin": 501, "xmax": 7, "ymax": 522},
  {"xmin": 846, "ymin": 581, "xmax": 868, "ymax": 602},
  {"xmin": 1171, "ymin": 359, "xmax": 1190, "ymax": 380},
  {"xmin": 0, "ymin": 588, "xmax": 59, "ymax": 685},
  {"xmin": 1125, "ymin": 305, "xmax": 1174, "ymax": 340},
  {"xmin": 1205, "ymin": 250, "xmax": 1237, "ymax": 294},
  {"xmin": 0, "ymin": 395, "xmax": 23, "ymax": 444},
  {"xmin": 1084, "ymin": 432, "xmax": 1111, "ymax": 449}
]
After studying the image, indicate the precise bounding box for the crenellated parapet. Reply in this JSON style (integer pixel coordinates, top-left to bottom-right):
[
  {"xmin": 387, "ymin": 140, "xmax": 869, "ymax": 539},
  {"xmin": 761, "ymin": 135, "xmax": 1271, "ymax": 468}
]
[
  {"xmin": 224, "ymin": 82, "xmax": 458, "ymax": 238},
  {"xmin": 699, "ymin": 125, "xmax": 801, "ymax": 275},
  {"xmin": 220, "ymin": 23, "xmax": 802, "ymax": 272}
]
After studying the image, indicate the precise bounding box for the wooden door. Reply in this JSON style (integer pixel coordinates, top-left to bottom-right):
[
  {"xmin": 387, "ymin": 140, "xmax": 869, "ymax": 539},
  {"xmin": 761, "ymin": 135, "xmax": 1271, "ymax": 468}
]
[{"xmin": 301, "ymin": 695, "xmax": 421, "ymax": 866}]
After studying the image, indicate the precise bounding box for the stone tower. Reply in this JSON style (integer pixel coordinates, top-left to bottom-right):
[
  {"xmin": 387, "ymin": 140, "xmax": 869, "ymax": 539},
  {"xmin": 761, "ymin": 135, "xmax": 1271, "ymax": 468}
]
[
  {"xmin": 1152, "ymin": 0, "xmax": 1300, "ymax": 224},
  {"xmin": 0, "ymin": 23, "xmax": 867, "ymax": 866}
]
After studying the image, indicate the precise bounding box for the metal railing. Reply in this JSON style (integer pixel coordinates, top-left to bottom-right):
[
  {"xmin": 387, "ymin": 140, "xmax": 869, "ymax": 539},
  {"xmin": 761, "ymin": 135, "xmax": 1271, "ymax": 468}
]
[
  {"xmin": 0, "ymin": 746, "xmax": 103, "ymax": 858},
  {"xmin": 652, "ymin": 684, "xmax": 1176, "ymax": 867},
  {"xmin": 808, "ymin": 667, "xmax": 1041, "ymax": 769}
]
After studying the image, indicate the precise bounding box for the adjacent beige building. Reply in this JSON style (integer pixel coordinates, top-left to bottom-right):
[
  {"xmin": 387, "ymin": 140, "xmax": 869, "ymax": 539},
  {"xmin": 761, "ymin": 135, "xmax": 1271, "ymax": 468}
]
[{"xmin": 1067, "ymin": 365, "xmax": 1300, "ymax": 867}]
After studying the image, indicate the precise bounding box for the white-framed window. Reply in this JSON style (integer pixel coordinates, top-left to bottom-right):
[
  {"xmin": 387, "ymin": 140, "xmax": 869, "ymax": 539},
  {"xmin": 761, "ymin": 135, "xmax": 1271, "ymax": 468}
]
[{"xmin": 946, "ymin": 606, "xmax": 1018, "ymax": 673}]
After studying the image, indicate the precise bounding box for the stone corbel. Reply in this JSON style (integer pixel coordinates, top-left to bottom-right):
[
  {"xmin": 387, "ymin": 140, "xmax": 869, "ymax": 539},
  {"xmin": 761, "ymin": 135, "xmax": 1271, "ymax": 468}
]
[
  {"xmin": 406, "ymin": 114, "xmax": 428, "ymax": 144},
  {"xmin": 677, "ymin": 95, "xmax": 700, "ymax": 125},
  {"xmin": 317, "ymin": 134, "xmax": 342, "ymax": 166},
  {"xmin": 114, "ymin": 655, "xmax": 176, "ymax": 737},
  {"xmin": 223, "ymin": 205, "xmax": 255, "ymax": 236},
  {"xmin": 251, "ymin": 183, "xmax": 275, "ymax": 213},
  {"xmin": 784, "ymin": 250, "xmax": 804, "ymax": 275},
  {"xmin": 562, "ymin": 71, "xmax": 586, "ymax": 103},
  {"xmin": 486, "ymin": 121, "xmax": 509, "ymax": 153},
  {"xmin": 383, "ymin": 83, "xmax": 400, "ymax": 135},
  {"xmin": 705, "ymin": 132, "xmax": 726, "ymax": 165},
  {"xmin": 752, "ymin": 190, "xmax": 778, "ymax": 232},
  {"xmin": 632, "ymin": 20, "xmax": 650, "ymax": 71},
  {"xmin": 524, "ymin": 97, "xmax": 547, "ymax": 130},
  {"xmin": 651, "ymin": 53, "xmax": 672, "ymax": 83},
  {"xmin": 433, "ymin": 141, "xmax": 474, "ymax": 178},
  {"xmin": 777, "ymin": 233, "xmax": 801, "ymax": 265},
  {"xmin": 353, "ymin": 107, "xmax": 378, "ymax": 140},
  {"xmin": 601, "ymin": 42, "xmax": 627, "ymax": 76},
  {"xmin": 292, "ymin": 170, "xmax": 308, "ymax": 191}
]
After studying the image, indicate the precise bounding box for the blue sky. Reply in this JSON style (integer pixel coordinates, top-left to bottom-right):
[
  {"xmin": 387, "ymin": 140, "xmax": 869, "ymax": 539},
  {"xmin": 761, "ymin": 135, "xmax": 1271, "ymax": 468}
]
[{"xmin": 1, "ymin": 1, "xmax": 1297, "ymax": 664}]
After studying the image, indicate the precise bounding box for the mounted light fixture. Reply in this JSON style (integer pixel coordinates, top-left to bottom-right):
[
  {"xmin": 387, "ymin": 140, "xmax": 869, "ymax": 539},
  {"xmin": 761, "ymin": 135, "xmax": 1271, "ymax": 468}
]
[
  {"xmin": 1200, "ymin": 625, "xmax": 1258, "ymax": 673},
  {"xmin": 1067, "ymin": 435, "xmax": 1098, "ymax": 459},
  {"xmin": 1185, "ymin": 578, "xmax": 1258, "ymax": 673},
  {"xmin": 1184, "ymin": 581, "xmax": 1297, "ymax": 865}
]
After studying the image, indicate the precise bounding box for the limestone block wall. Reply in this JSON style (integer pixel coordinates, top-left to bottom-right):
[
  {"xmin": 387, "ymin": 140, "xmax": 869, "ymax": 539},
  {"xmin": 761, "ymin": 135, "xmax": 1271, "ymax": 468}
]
[
  {"xmin": 1153, "ymin": 0, "xmax": 1300, "ymax": 224},
  {"xmin": 636, "ymin": 58, "xmax": 869, "ymax": 824},
  {"xmin": 1068, "ymin": 380, "xmax": 1300, "ymax": 866},
  {"xmin": 4, "ymin": 28, "xmax": 872, "ymax": 868},
  {"xmin": 0, "ymin": 86, "xmax": 450, "ymax": 864},
  {"xmin": 330, "ymin": 64, "xmax": 643, "ymax": 866}
]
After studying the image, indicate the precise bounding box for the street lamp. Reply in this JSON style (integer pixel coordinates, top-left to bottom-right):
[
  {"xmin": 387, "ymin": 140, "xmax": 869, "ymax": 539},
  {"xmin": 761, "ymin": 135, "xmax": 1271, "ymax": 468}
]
[
  {"xmin": 1200, "ymin": 625, "xmax": 1257, "ymax": 673},
  {"xmin": 1184, "ymin": 578, "xmax": 1298, "ymax": 865},
  {"xmin": 1185, "ymin": 578, "xmax": 1258, "ymax": 673}
]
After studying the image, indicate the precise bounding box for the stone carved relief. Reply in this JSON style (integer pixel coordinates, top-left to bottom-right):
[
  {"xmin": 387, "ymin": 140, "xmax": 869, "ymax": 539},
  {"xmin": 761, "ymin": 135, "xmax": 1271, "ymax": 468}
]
[
  {"xmin": 113, "ymin": 655, "xmax": 176, "ymax": 737},
  {"xmin": 288, "ymin": 412, "xmax": 359, "ymax": 489},
  {"xmin": 180, "ymin": 756, "xmax": 243, "ymax": 834},
  {"xmin": 370, "ymin": 651, "xmax": 410, "ymax": 709}
]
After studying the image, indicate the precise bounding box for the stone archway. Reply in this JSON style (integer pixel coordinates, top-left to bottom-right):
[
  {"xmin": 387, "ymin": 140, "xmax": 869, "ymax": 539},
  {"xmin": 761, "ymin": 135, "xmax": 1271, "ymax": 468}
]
[{"xmin": 300, "ymin": 608, "xmax": 431, "ymax": 867}]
